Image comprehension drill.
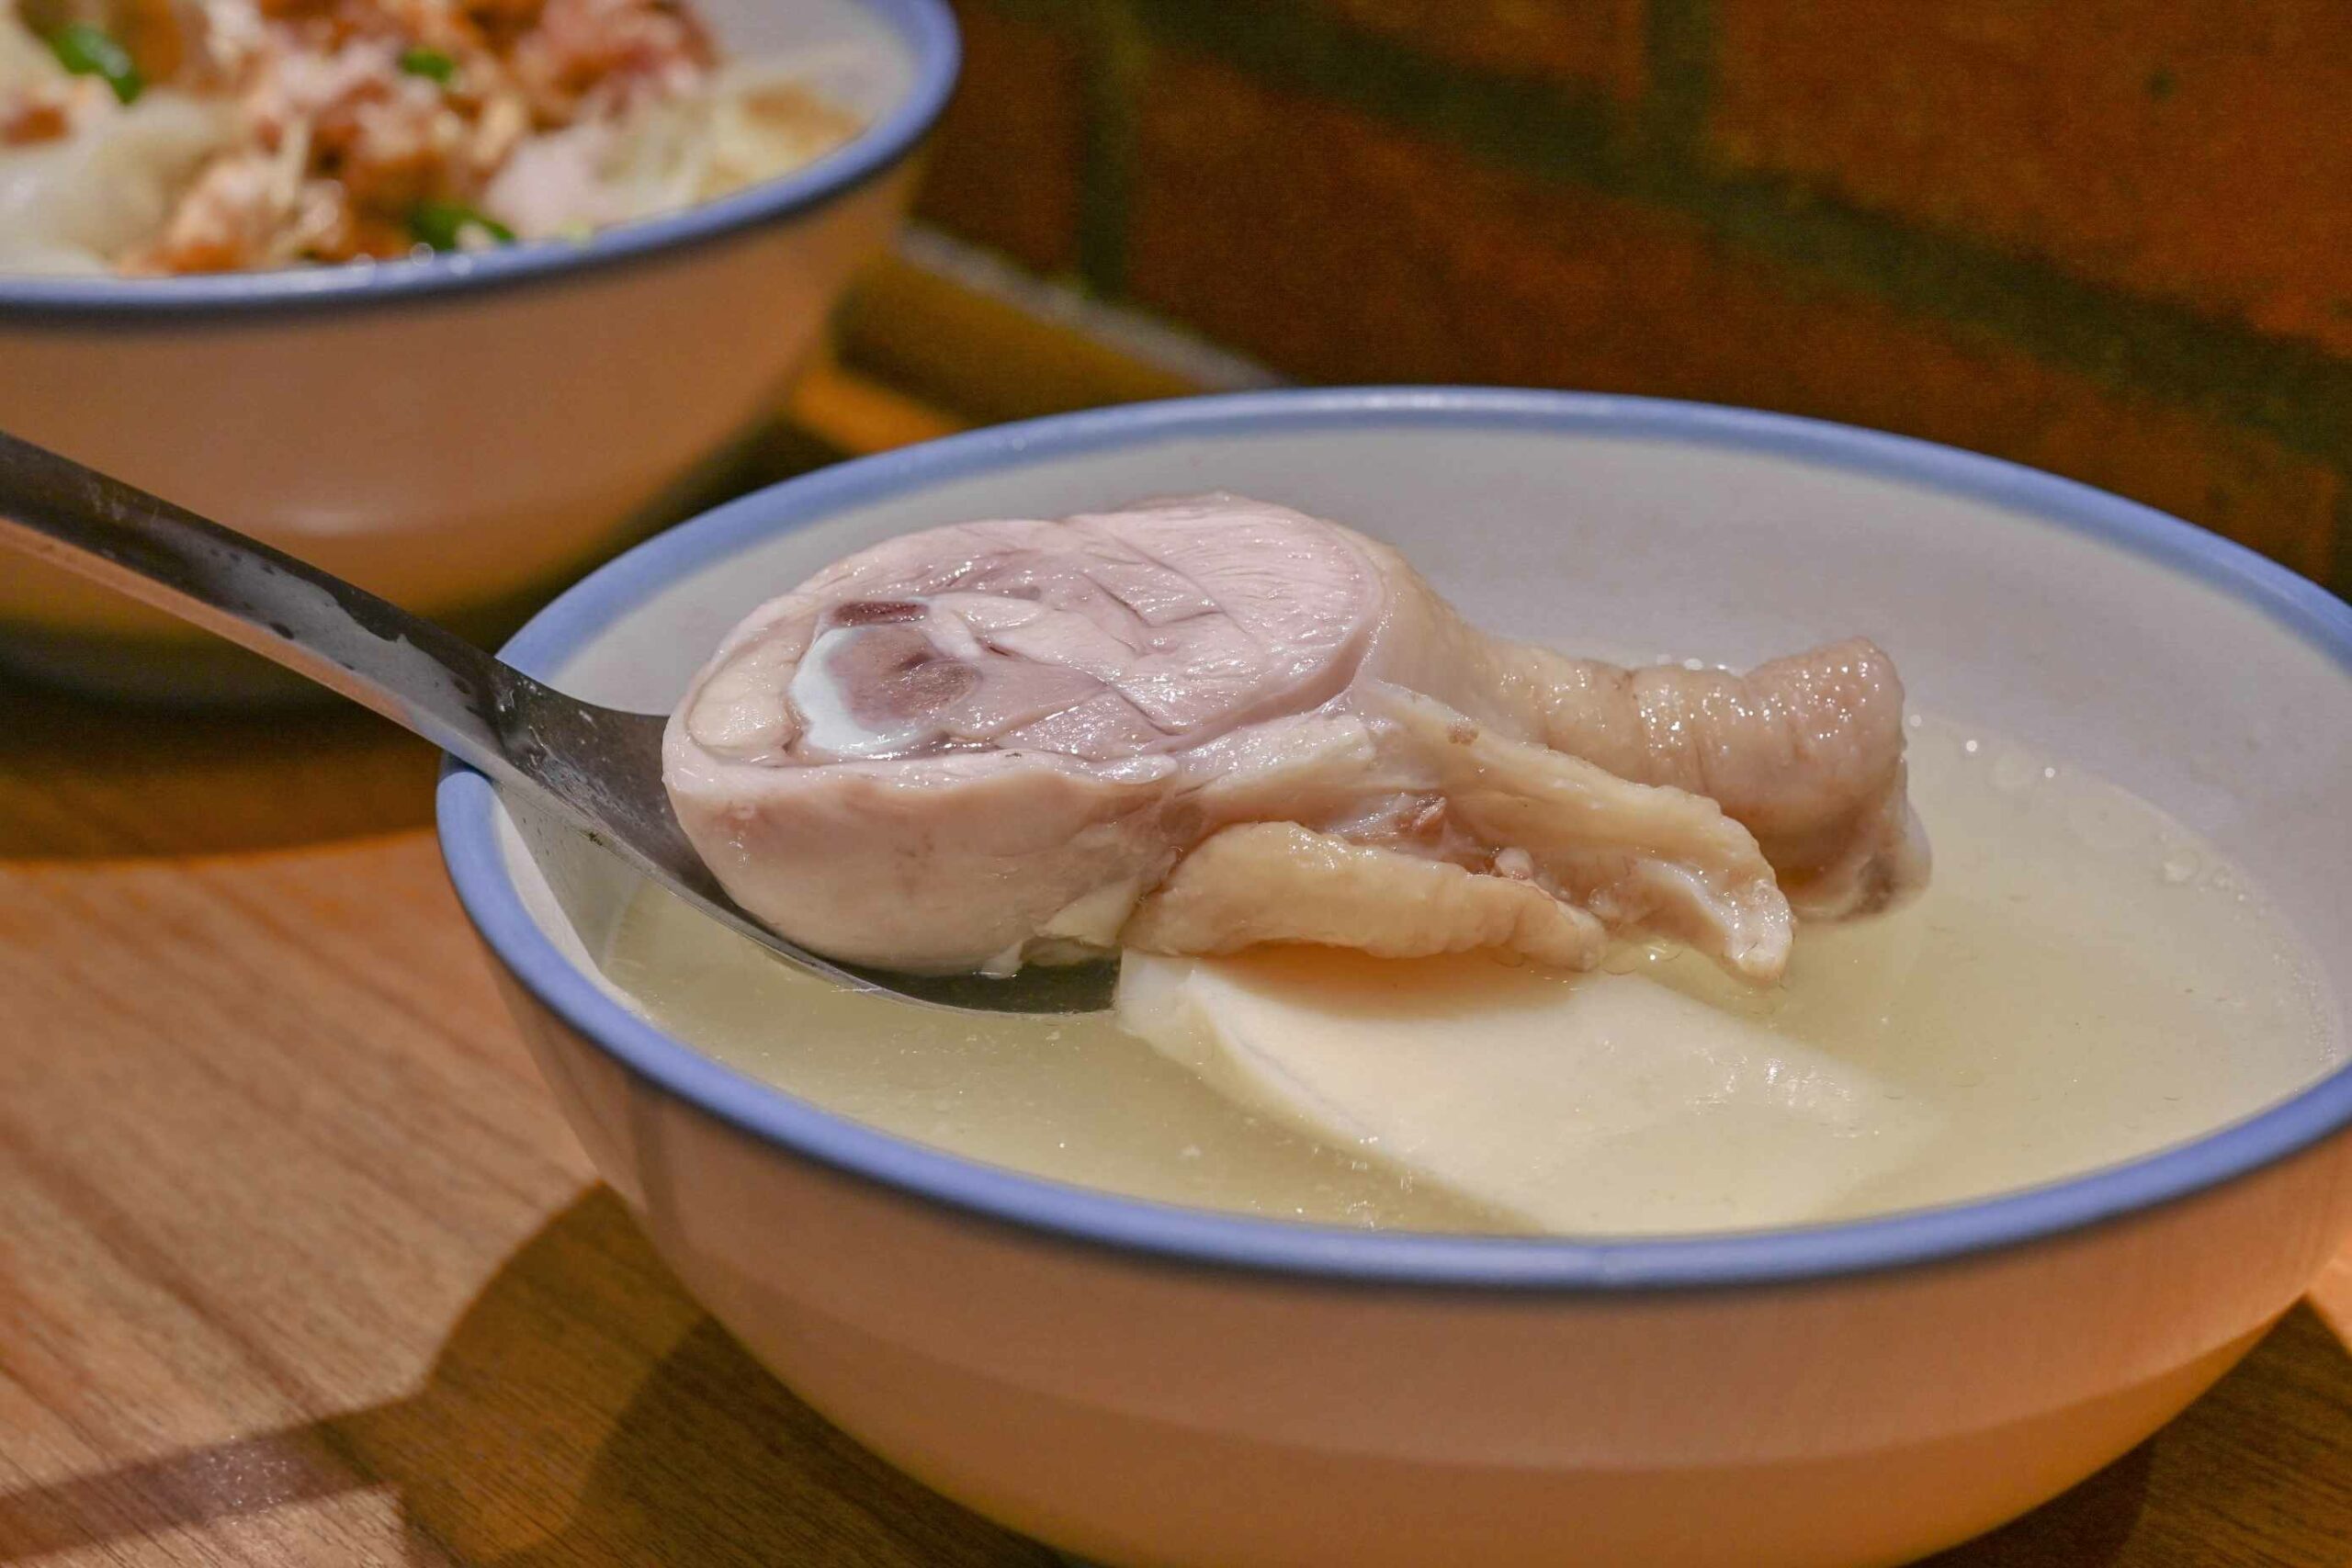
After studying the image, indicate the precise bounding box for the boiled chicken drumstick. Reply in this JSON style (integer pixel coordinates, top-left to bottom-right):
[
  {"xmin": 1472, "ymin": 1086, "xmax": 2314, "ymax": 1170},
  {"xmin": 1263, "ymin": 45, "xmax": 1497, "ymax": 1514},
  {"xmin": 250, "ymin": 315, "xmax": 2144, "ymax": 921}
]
[{"xmin": 664, "ymin": 494, "xmax": 1926, "ymax": 981}]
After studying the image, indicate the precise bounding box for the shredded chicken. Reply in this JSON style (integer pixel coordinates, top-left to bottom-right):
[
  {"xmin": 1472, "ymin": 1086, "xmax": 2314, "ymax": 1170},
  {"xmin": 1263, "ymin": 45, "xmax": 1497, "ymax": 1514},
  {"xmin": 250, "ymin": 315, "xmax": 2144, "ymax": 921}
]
[
  {"xmin": 2, "ymin": 0, "xmax": 858, "ymax": 271},
  {"xmin": 127, "ymin": 0, "xmax": 708, "ymax": 268}
]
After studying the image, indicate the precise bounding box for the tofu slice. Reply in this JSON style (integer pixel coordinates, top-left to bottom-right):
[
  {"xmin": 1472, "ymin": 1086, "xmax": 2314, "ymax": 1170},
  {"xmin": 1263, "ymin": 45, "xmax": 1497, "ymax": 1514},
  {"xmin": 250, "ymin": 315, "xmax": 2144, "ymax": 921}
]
[{"xmin": 1114, "ymin": 949, "xmax": 1939, "ymax": 1235}]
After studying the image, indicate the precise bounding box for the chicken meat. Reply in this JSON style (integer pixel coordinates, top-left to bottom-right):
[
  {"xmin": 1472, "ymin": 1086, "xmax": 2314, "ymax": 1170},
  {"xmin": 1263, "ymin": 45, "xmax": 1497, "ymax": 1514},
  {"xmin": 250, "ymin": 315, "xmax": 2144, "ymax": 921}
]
[{"xmin": 662, "ymin": 494, "xmax": 1928, "ymax": 982}]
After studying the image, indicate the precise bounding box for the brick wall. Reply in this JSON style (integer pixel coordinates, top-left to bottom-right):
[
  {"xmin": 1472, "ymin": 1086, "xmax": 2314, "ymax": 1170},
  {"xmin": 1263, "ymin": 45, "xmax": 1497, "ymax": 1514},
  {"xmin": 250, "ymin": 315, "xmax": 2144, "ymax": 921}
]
[{"xmin": 909, "ymin": 0, "xmax": 2352, "ymax": 597}]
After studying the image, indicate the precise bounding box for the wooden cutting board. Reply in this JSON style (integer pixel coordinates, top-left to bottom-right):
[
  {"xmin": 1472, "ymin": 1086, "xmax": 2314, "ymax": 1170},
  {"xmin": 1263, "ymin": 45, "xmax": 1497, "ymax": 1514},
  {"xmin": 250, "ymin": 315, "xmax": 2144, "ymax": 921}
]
[{"xmin": 1, "ymin": 376, "xmax": 2347, "ymax": 1565}]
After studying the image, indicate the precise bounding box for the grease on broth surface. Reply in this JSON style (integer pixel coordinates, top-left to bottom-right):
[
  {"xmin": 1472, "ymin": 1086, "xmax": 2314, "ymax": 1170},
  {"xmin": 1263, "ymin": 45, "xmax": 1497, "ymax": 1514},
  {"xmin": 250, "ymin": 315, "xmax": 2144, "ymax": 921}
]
[{"xmin": 599, "ymin": 714, "xmax": 2339, "ymax": 1235}]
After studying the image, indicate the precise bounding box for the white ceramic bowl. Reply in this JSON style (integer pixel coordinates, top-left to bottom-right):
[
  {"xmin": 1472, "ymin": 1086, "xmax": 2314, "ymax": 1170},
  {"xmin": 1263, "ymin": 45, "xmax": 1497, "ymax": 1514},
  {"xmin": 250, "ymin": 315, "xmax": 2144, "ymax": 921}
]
[
  {"xmin": 437, "ymin": 389, "xmax": 2352, "ymax": 1568},
  {"xmin": 0, "ymin": 0, "xmax": 953, "ymax": 702}
]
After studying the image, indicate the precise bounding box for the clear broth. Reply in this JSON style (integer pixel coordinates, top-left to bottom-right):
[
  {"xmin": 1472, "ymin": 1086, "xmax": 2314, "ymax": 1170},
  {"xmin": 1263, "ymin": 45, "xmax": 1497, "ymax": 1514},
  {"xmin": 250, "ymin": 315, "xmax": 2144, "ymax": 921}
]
[{"xmin": 598, "ymin": 714, "xmax": 2340, "ymax": 1235}]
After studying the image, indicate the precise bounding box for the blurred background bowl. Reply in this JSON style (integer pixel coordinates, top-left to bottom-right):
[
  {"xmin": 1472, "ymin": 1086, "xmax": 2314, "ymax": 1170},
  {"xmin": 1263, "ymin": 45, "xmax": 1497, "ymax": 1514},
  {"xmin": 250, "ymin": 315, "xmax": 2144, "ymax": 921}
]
[
  {"xmin": 440, "ymin": 388, "xmax": 2352, "ymax": 1568},
  {"xmin": 0, "ymin": 0, "xmax": 956, "ymax": 705}
]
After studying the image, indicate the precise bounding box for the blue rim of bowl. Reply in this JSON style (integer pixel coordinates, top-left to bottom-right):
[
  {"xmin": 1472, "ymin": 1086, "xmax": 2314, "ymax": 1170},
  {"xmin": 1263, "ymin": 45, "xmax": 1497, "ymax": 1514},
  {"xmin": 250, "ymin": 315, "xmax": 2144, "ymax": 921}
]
[
  {"xmin": 438, "ymin": 387, "xmax": 2352, "ymax": 1292},
  {"xmin": 0, "ymin": 0, "xmax": 956, "ymax": 323}
]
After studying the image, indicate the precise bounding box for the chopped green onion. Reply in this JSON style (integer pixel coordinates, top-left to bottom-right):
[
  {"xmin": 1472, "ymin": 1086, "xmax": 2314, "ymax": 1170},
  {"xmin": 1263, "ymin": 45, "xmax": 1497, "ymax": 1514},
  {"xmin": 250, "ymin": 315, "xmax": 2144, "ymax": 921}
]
[
  {"xmin": 398, "ymin": 46, "xmax": 456, "ymax": 84},
  {"xmin": 409, "ymin": 201, "xmax": 516, "ymax": 252},
  {"xmin": 47, "ymin": 23, "xmax": 142, "ymax": 105}
]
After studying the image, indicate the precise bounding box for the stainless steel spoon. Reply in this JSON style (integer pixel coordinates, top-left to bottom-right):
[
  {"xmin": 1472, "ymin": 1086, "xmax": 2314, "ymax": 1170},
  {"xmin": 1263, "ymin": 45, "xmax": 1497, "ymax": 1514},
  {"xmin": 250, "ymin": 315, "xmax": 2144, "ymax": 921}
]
[{"xmin": 0, "ymin": 430, "xmax": 1114, "ymax": 1014}]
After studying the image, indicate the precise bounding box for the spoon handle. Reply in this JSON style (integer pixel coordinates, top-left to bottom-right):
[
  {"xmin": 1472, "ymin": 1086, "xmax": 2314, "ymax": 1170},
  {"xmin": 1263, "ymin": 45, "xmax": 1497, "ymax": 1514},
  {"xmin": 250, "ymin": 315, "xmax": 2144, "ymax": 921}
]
[
  {"xmin": 0, "ymin": 428, "xmax": 1115, "ymax": 1015},
  {"xmin": 0, "ymin": 428, "xmax": 536, "ymax": 776}
]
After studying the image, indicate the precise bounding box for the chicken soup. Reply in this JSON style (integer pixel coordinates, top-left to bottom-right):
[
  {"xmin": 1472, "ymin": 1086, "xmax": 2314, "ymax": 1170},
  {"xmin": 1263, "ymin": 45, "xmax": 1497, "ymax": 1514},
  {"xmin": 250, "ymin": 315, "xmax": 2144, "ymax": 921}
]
[{"xmin": 600, "ymin": 496, "xmax": 2341, "ymax": 1235}]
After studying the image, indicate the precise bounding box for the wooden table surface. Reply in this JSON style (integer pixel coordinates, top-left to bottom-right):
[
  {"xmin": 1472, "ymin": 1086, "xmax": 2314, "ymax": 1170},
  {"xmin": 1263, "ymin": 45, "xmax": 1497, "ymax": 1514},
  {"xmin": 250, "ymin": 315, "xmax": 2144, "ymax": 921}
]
[{"xmin": 4, "ymin": 423, "xmax": 2351, "ymax": 1565}]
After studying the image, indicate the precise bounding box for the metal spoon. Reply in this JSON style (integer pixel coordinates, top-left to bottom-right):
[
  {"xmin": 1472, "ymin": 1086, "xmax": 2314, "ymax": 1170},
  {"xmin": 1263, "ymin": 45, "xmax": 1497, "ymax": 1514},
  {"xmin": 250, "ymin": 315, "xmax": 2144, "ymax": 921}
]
[{"xmin": 0, "ymin": 430, "xmax": 1115, "ymax": 1014}]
